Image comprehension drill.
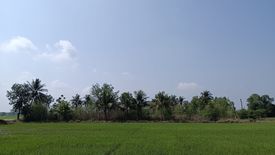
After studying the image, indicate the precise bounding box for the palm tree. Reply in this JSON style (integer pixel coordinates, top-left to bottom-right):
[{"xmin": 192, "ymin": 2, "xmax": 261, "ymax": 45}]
[
  {"xmin": 83, "ymin": 95, "xmax": 93, "ymax": 107},
  {"xmin": 133, "ymin": 90, "xmax": 148, "ymax": 120},
  {"xmin": 91, "ymin": 83, "xmax": 119, "ymax": 121},
  {"xmin": 71, "ymin": 94, "xmax": 83, "ymax": 108},
  {"xmin": 178, "ymin": 96, "xmax": 185, "ymax": 105},
  {"xmin": 27, "ymin": 79, "xmax": 48, "ymax": 104},
  {"xmin": 152, "ymin": 92, "xmax": 171, "ymax": 120},
  {"xmin": 199, "ymin": 90, "xmax": 213, "ymax": 110},
  {"xmin": 119, "ymin": 92, "xmax": 135, "ymax": 120}
]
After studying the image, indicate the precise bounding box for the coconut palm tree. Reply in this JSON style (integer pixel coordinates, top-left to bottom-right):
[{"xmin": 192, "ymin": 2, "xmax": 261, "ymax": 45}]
[
  {"xmin": 27, "ymin": 79, "xmax": 48, "ymax": 104},
  {"xmin": 119, "ymin": 92, "xmax": 135, "ymax": 120},
  {"xmin": 91, "ymin": 83, "xmax": 119, "ymax": 121},
  {"xmin": 71, "ymin": 94, "xmax": 83, "ymax": 108},
  {"xmin": 133, "ymin": 90, "xmax": 148, "ymax": 120},
  {"xmin": 199, "ymin": 90, "xmax": 213, "ymax": 110},
  {"xmin": 152, "ymin": 91, "xmax": 172, "ymax": 120}
]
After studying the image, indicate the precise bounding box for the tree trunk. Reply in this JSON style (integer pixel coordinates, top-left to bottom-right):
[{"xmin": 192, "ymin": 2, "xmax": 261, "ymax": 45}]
[
  {"xmin": 140, "ymin": 109, "xmax": 142, "ymax": 120},
  {"xmin": 136, "ymin": 105, "xmax": 139, "ymax": 121},
  {"xmin": 17, "ymin": 113, "xmax": 20, "ymax": 120},
  {"xmin": 17, "ymin": 109, "xmax": 21, "ymax": 120},
  {"xmin": 104, "ymin": 108, "xmax": 108, "ymax": 121},
  {"xmin": 125, "ymin": 109, "xmax": 128, "ymax": 121}
]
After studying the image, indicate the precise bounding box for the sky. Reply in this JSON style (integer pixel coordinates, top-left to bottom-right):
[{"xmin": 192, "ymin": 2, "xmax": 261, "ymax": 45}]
[{"xmin": 1, "ymin": 0, "xmax": 275, "ymax": 112}]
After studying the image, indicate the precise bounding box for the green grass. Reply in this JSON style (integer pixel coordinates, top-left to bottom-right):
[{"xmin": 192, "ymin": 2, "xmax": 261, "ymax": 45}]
[
  {"xmin": 1, "ymin": 122, "xmax": 275, "ymax": 155},
  {"xmin": 0, "ymin": 115, "xmax": 16, "ymax": 120}
]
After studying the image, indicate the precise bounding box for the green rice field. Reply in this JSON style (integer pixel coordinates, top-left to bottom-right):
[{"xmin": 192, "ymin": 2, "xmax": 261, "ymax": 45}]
[
  {"xmin": 0, "ymin": 115, "xmax": 16, "ymax": 120},
  {"xmin": 1, "ymin": 122, "xmax": 275, "ymax": 155}
]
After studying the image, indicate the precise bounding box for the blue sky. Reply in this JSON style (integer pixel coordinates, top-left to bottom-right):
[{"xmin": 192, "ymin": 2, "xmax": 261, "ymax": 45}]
[{"xmin": 1, "ymin": 0, "xmax": 275, "ymax": 111}]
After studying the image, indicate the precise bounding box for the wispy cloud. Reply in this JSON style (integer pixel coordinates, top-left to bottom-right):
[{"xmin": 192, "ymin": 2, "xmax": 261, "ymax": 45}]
[
  {"xmin": 38, "ymin": 40, "xmax": 77, "ymax": 63},
  {"xmin": 177, "ymin": 82, "xmax": 200, "ymax": 92},
  {"xmin": 0, "ymin": 36, "xmax": 37, "ymax": 53},
  {"xmin": 0, "ymin": 36, "xmax": 78, "ymax": 68}
]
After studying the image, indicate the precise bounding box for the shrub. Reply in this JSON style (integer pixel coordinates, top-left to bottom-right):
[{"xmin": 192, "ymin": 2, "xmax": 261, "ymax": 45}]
[
  {"xmin": 237, "ymin": 109, "xmax": 248, "ymax": 119},
  {"xmin": 24, "ymin": 103, "xmax": 48, "ymax": 122}
]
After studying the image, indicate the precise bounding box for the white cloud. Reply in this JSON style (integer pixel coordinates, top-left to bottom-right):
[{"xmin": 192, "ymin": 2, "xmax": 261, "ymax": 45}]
[
  {"xmin": 177, "ymin": 82, "xmax": 199, "ymax": 92},
  {"xmin": 0, "ymin": 36, "xmax": 37, "ymax": 53},
  {"xmin": 38, "ymin": 40, "xmax": 77, "ymax": 63},
  {"xmin": 0, "ymin": 36, "xmax": 78, "ymax": 67}
]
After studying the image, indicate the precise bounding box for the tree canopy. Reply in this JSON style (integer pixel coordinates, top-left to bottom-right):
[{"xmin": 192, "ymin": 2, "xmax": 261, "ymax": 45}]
[{"xmin": 6, "ymin": 79, "xmax": 275, "ymax": 122}]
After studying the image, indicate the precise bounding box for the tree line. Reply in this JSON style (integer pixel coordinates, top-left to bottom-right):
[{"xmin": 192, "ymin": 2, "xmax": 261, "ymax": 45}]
[{"xmin": 6, "ymin": 79, "xmax": 275, "ymax": 122}]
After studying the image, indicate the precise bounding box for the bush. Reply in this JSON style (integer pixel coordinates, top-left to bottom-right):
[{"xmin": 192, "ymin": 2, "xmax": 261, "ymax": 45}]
[
  {"xmin": 201, "ymin": 105, "xmax": 220, "ymax": 121},
  {"xmin": 24, "ymin": 103, "xmax": 48, "ymax": 122},
  {"xmin": 248, "ymin": 109, "xmax": 266, "ymax": 119},
  {"xmin": 58, "ymin": 101, "xmax": 73, "ymax": 121},
  {"xmin": 72, "ymin": 107, "xmax": 89, "ymax": 121},
  {"xmin": 237, "ymin": 109, "xmax": 248, "ymax": 119}
]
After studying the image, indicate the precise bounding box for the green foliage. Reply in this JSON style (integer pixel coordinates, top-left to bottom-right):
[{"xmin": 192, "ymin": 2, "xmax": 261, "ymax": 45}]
[
  {"xmin": 27, "ymin": 79, "xmax": 50, "ymax": 104},
  {"xmin": 119, "ymin": 92, "xmax": 135, "ymax": 120},
  {"xmin": 6, "ymin": 80, "xmax": 275, "ymax": 122},
  {"xmin": 151, "ymin": 92, "xmax": 173, "ymax": 120},
  {"xmin": 25, "ymin": 102, "xmax": 48, "ymax": 122},
  {"xmin": 83, "ymin": 95, "xmax": 94, "ymax": 107},
  {"xmin": 6, "ymin": 83, "xmax": 30, "ymax": 120},
  {"xmin": 185, "ymin": 96, "xmax": 200, "ymax": 118},
  {"xmin": 201, "ymin": 98, "xmax": 236, "ymax": 121},
  {"xmin": 91, "ymin": 83, "xmax": 119, "ymax": 121},
  {"xmin": 6, "ymin": 79, "xmax": 52, "ymax": 121},
  {"xmin": 50, "ymin": 95, "xmax": 72, "ymax": 121},
  {"xmin": 71, "ymin": 94, "xmax": 83, "ymax": 108},
  {"xmin": 72, "ymin": 107, "xmax": 89, "ymax": 121},
  {"xmin": 133, "ymin": 90, "xmax": 148, "ymax": 120},
  {"xmin": 247, "ymin": 94, "xmax": 275, "ymax": 118},
  {"xmin": 199, "ymin": 91, "xmax": 213, "ymax": 110},
  {"xmin": 237, "ymin": 109, "xmax": 248, "ymax": 119}
]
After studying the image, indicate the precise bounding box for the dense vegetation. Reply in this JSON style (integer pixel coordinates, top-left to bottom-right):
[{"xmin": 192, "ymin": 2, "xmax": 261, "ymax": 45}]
[
  {"xmin": 5, "ymin": 79, "xmax": 275, "ymax": 122},
  {"xmin": 1, "ymin": 123, "xmax": 275, "ymax": 155}
]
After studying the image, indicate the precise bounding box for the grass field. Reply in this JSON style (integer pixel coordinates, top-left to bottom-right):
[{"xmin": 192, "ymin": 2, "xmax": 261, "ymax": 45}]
[
  {"xmin": 1, "ymin": 122, "xmax": 275, "ymax": 155},
  {"xmin": 0, "ymin": 115, "xmax": 16, "ymax": 120}
]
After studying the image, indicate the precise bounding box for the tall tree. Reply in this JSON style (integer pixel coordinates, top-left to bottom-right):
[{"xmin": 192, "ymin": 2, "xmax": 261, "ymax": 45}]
[
  {"xmin": 27, "ymin": 79, "xmax": 48, "ymax": 104},
  {"xmin": 169, "ymin": 95, "xmax": 178, "ymax": 106},
  {"xmin": 178, "ymin": 96, "xmax": 185, "ymax": 105},
  {"xmin": 6, "ymin": 83, "xmax": 30, "ymax": 120},
  {"xmin": 91, "ymin": 83, "xmax": 119, "ymax": 121},
  {"xmin": 71, "ymin": 94, "xmax": 83, "ymax": 108},
  {"xmin": 203, "ymin": 97, "xmax": 236, "ymax": 121},
  {"xmin": 119, "ymin": 92, "xmax": 135, "ymax": 120},
  {"xmin": 247, "ymin": 94, "xmax": 275, "ymax": 117},
  {"xmin": 152, "ymin": 92, "xmax": 172, "ymax": 120},
  {"xmin": 55, "ymin": 95, "xmax": 72, "ymax": 121},
  {"xmin": 83, "ymin": 95, "xmax": 93, "ymax": 107},
  {"xmin": 133, "ymin": 90, "xmax": 148, "ymax": 120},
  {"xmin": 44, "ymin": 95, "xmax": 54, "ymax": 107},
  {"xmin": 199, "ymin": 91, "xmax": 213, "ymax": 110}
]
